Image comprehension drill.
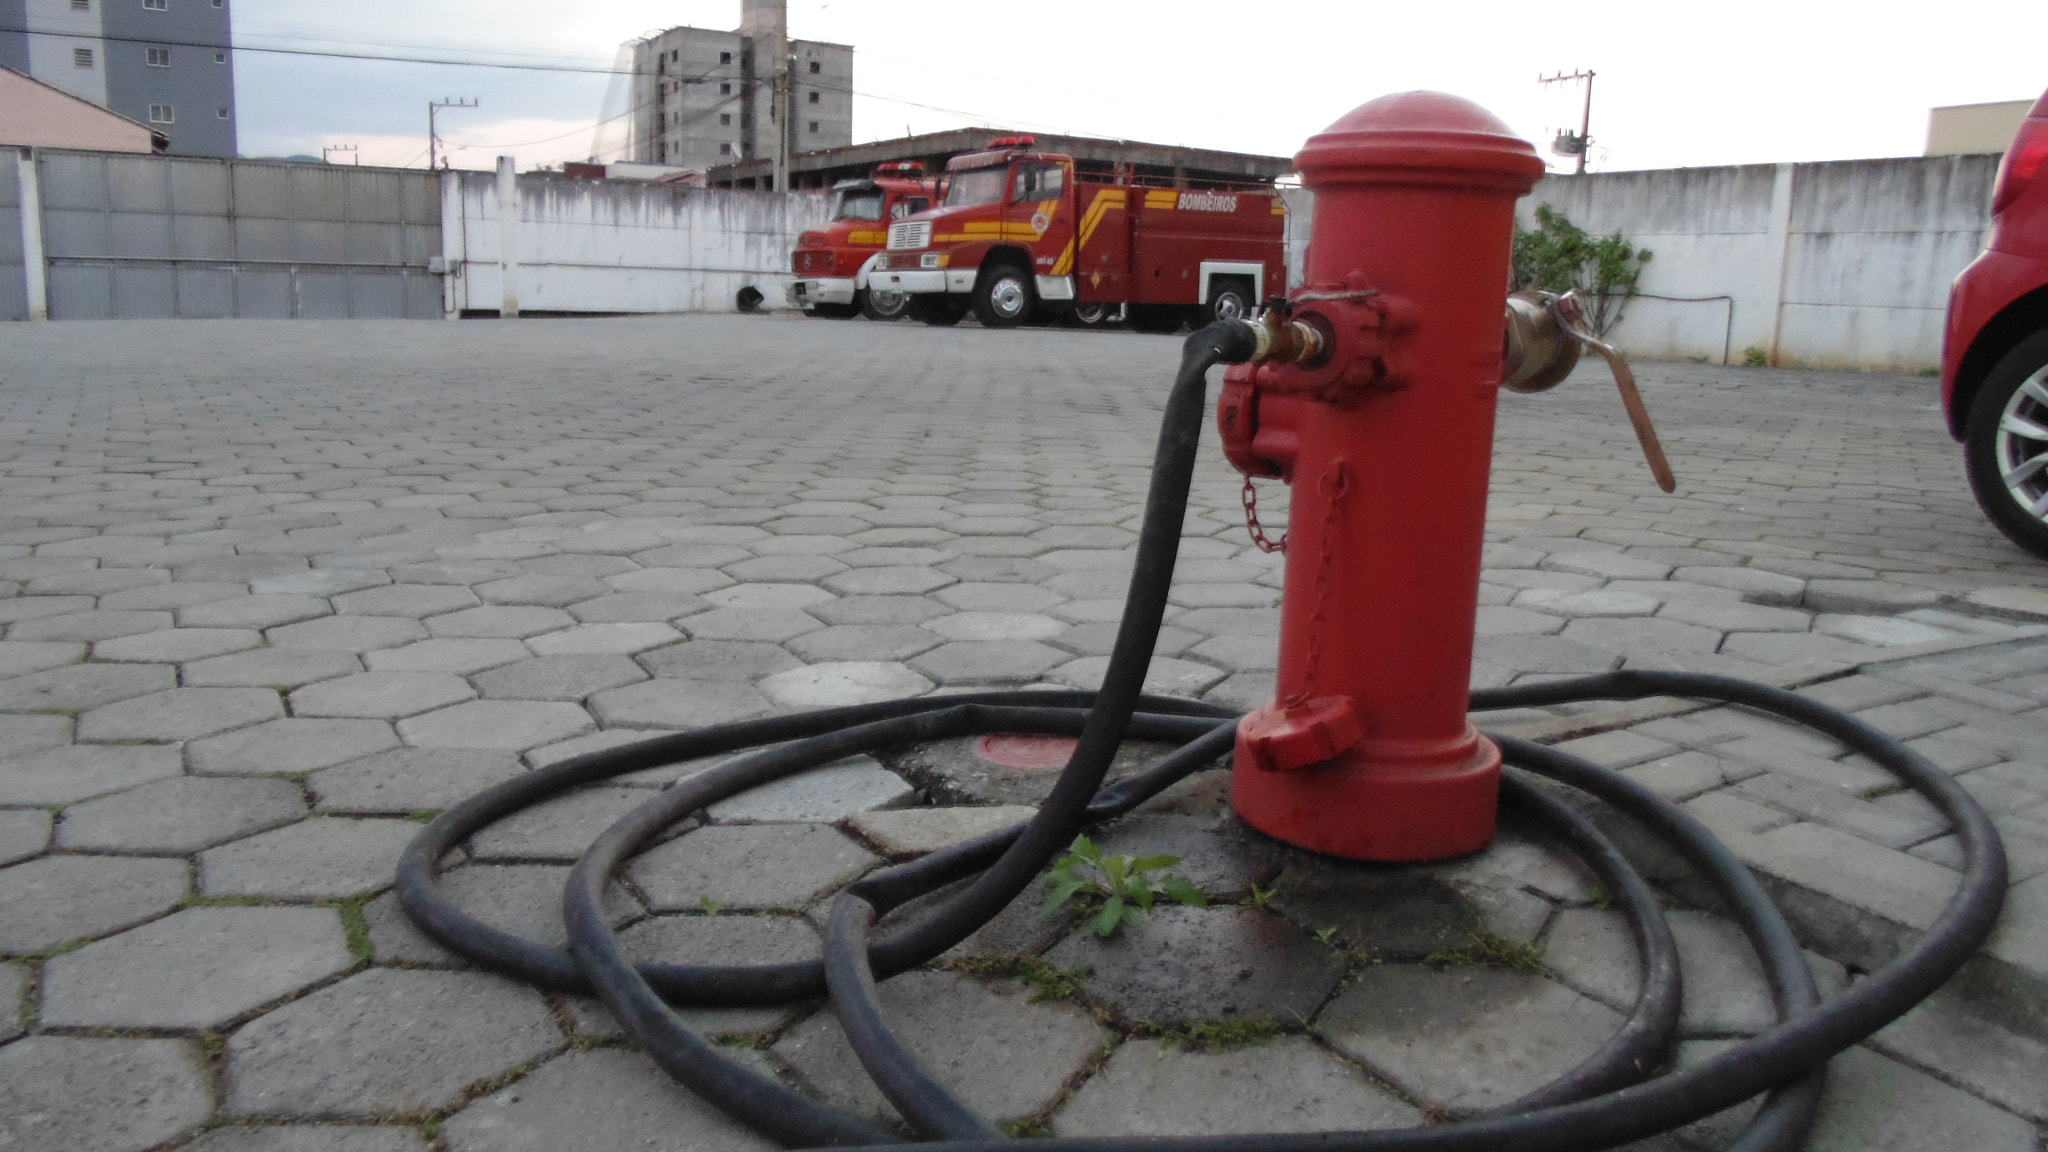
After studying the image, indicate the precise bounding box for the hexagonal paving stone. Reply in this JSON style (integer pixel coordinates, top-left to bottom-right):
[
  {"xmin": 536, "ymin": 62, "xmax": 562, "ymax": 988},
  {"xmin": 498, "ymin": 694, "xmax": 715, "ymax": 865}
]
[
  {"xmin": 75, "ymin": 684, "xmax": 282, "ymax": 737},
  {"xmin": 290, "ymin": 672, "xmax": 477, "ymax": 719},
  {"xmin": 1054, "ymin": 1037, "xmax": 1421, "ymax": 1136},
  {"xmin": 910, "ymin": 640, "xmax": 1069, "ymax": 684},
  {"xmin": 473, "ymin": 654, "xmax": 647, "ymax": 700},
  {"xmin": 525, "ymin": 622, "xmax": 683, "ymax": 655},
  {"xmin": 182, "ymin": 595, "xmax": 333, "ymax": 630},
  {"xmin": 626, "ymin": 823, "xmax": 878, "ymax": 911},
  {"xmin": 183, "ymin": 647, "xmax": 364, "ymax": 688},
  {"xmin": 8, "ymin": 609, "xmax": 175, "ymax": 642},
  {"xmin": 565, "ymin": 591, "xmax": 708, "ymax": 623},
  {"xmin": 756, "ymin": 662, "xmax": 932, "ymax": 707},
  {"xmin": 704, "ymin": 753, "xmax": 915, "ymax": 823},
  {"xmin": 364, "ymin": 638, "xmax": 532, "ymax": 674},
  {"xmin": 924, "ymin": 612, "xmax": 1067, "ymax": 641},
  {"xmin": 251, "ymin": 570, "xmax": 390, "ymax": 597},
  {"xmin": 333, "ymin": 584, "xmax": 481, "ymax": 616},
  {"xmin": 223, "ymin": 968, "xmax": 559, "ymax": 1117},
  {"xmin": 309, "ymin": 747, "xmax": 528, "ymax": 813},
  {"xmin": 0, "ymin": 660, "xmax": 176, "ymax": 712},
  {"xmin": 1049, "ymin": 656, "xmax": 1228, "ymax": 697},
  {"xmin": 1316, "ymin": 963, "xmax": 1627, "ymax": 1113},
  {"xmin": 0, "ymin": 1036, "xmax": 212, "ymax": 1152},
  {"xmin": 934, "ymin": 583, "xmax": 1065, "ymax": 612},
  {"xmin": 679, "ymin": 607, "xmax": 822, "ymax": 643},
  {"xmin": 466, "ymin": 787, "xmax": 660, "ymax": 862},
  {"xmin": 721, "ymin": 554, "xmax": 846, "ymax": 582},
  {"xmin": 0, "ymin": 712, "xmax": 71, "ymax": 759},
  {"xmin": 0, "ymin": 639, "xmax": 88, "ymax": 677},
  {"xmin": 198, "ymin": 817, "xmax": 420, "ymax": 898},
  {"xmin": 639, "ymin": 640, "xmax": 800, "ymax": 680},
  {"xmin": 441, "ymin": 1048, "xmax": 777, "ymax": 1152},
  {"xmin": 807, "ymin": 595, "xmax": 949, "ymax": 626},
  {"xmin": 92, "ymin": 627, "xmax": 264, "ymax": 663},
  {"xmin": 774, "ymin": 969, "xmax": 1104, "ymax": 1127},
  {"xmin": 185, "ymin": 1127, "xmax": 429, "ymax": 1152},
  {"xmin": 785, "ymin": 624, "xmax": 942, "ymax": 662},
  {"xmin": 187, "ymin": 717, "xmax": 401, "ymax": 775},
  {"xmin": 589, "ymin": 680, "xmax": 771, "ymax": 729},
  {"xmin": 398, "ymin": 700, "xmax": 595, "ymax": 749},
  {"xmin": 1047, "ymin": 905, "xmax": 1346, "ymax": 1027},
  {"xmin": 0, "ymin": 743, "xmax": 183, "ymax": 804},
  {"xmin": 0, "ymin": 854, "xmax": 188, "ymax": 953},
  {"xmin": 0, "ymin": 808, "xmax": 52, "ymax": 865},
  {"xmin": 822, "ymin": 567, "xmax": 954, "ymax": 596},
  {"xmin": 425, "ymin": 605, "xmax": 577, "ymax": 639},
  {"xmin": 58, "ymin": 775, "xmax": 307, "ymax": 852},
  {"xmin": 41, "ymin": 906, "xmax": 354, "ymax": 1028}
]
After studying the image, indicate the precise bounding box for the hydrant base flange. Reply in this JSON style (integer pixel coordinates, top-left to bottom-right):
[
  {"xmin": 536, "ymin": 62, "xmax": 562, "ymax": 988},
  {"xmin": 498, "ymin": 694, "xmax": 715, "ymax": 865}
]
[{"xmin": 1231, "ymin": 728, "xmax": 1502, "ymax": 861}]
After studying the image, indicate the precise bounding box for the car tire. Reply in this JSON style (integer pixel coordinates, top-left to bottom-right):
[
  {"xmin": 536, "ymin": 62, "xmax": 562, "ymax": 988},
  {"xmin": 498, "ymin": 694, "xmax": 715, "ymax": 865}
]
[
  {"xmin": 1963, "ymin": 327, "xmax": 2048, "ymax": 560},
  {"xmin": 906, "ymin": 295, "xmax": 966, "ymax": 327},
  {"xmin": 971, "ymin": 264, "xmax": 1034, "ymax": 329},
  {"xmin": 1205, "ymin": 278, "xmax": 1255, "ymax": 325},
  {"xmin": 859, "ymin": 288, "xmax": 908, "ymax": 322}
]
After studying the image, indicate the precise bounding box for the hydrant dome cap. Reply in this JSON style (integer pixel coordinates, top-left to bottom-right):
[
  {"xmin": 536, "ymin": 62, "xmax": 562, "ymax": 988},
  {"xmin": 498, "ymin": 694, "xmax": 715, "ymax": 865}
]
[{"xmin": 1294, "ymin": 90, "xmax": 1545, "ymax": 190}]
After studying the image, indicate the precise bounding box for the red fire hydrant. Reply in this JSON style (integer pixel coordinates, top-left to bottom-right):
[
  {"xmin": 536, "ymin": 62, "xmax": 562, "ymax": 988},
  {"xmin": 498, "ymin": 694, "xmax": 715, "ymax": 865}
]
[{"xmin": 1219, "ymin": 92, "xmax": 1546, "ymax": 861}]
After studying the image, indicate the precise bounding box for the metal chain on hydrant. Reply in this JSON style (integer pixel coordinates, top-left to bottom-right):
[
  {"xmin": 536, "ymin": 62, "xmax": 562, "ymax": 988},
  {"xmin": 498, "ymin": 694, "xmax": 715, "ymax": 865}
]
[{"xmin": 1241, "ymin": 475, "xmax": 1286, "ymax": 553}]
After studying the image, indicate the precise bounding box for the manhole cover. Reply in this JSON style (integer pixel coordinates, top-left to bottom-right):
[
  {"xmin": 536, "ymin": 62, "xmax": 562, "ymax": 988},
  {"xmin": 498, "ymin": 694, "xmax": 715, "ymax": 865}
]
[{"xmin": 972, "ymin": 733, "xmax": 1079, "ymax": 770}]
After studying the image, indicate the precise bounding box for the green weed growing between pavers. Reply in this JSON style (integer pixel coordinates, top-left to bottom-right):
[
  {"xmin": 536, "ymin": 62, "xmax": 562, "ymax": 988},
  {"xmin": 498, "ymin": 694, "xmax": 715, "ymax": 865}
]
[
  {"xmin": 947, "ymin": 954, "xmax": 1092, "ymax": 1003},
  {"xmin": 1155, "ymin": 1015, "xmax": 1284, "ymax": 1052},
  {"xmin": 1038, "ymin": 835, "xmax": 1206, "ymax": 937},
  {"xmin": 1425, "ymin": 930, "xmax": 1545, "ymax": 975}
]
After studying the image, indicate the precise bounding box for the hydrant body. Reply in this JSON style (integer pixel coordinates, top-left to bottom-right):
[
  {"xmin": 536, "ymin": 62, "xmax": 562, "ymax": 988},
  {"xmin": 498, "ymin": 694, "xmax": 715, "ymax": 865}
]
[{"xmin": 1223, "ymin": 93, "xmax": 1545, "ymax": 861}]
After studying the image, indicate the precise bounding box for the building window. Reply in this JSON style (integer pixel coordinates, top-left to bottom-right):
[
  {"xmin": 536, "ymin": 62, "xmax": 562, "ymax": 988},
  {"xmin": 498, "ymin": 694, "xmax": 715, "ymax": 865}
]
[
  {"xmin": 142, "ymin": 0, "xmax": 165, "ymax": 8},
  {"xmin": 719, "ymin": 143, "xmax": 732, "ymax": 155},
  {"xmin": 146, "ymin": 47, "xmax": 171, "ymax": 66},
  {"xmin": 808, "ymin": 121, "xmax": 819, "ymax": 133},
  {"xmin": 70, "ymin": 0, "xmax": 89, "ymax": 10},
  {"xmin": 217, "ymin": 107, "xmax": 228, "ymax": 118},
  {"xmin": 808, "ymin": 61, "xmax": 820, "ymax": 73},
  {"xmin": 719, "ymin": 51, "xmax": 732, "ymax": 64},
  {"xmin": 73, "ymin": 47, "xmax": 94, "ymax": 67},
  {"xmin": 719, "ymin": 113, "xmax": 731, "ymax": 125},
  {"xmin": 807, "ymin": 90, "xmax": 820, "ymax": 105},
  {"xmin": 213, "ymin": 0, "xmax": 222, "ymax": 6},
  {"xmin": 214, "ymin": 51, "xmax": 225, "ymax": 63},
  {"xmin": 148, "ymin": 104, "xmax": 174, "ymax": 123},
  {"xmin": 719, "ymin": 82, "xmax": 731, "ymax": 95}
]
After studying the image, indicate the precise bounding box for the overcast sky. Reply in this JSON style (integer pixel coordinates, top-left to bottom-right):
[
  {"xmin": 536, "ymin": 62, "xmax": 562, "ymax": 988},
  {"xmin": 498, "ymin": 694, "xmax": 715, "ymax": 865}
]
[{"xmin": 231, "ymin": 0, "xmax": 2048, "ymax": 174}]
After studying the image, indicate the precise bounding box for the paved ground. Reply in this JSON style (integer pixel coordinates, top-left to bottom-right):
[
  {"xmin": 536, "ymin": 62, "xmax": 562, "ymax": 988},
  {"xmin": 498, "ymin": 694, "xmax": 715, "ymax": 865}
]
[{"xmin": 0, "ymin": 314, "xmax": 2045, "ymax": 1152}]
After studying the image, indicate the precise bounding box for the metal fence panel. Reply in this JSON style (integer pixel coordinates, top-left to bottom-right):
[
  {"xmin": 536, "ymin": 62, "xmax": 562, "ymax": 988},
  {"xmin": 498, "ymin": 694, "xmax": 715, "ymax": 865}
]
[
  {"xmin": 404, "ymin": 271, "xmax": 442, "ymax": 319},
  {"xmin": 235, "ymin": 269, "xmax": 293, "ymax": 318},
  {"xmin": 169, "ymin": 160, "xmax": 231, "ymax": 217},
  {"xmin": 297, "ymin": 271, "xmax": 351, "ymax": 318},
  {"xmin": 176, "ymin": 267, "xmax": 233, "ymax": 318},
  {"xmin": 0, "ymin": 160, "xmax": 23, "ymax": 321},
  {"xmin": 108, "ymin": 211, "xmax": 173, "ymax": 260},
  {"xmin": 288, "ymin": 166, "xmax": 349, "ymax": 221},
  {"xmin": 36, "ymin": 152, "xmax": 106, "ymax": 211},
  {"xmin": 41, "ymin": 209, "xmax": 109, "ymax": 259},
  {"xmin": 111, "ymin": 266, "xmax": 176, "ymax": 318},
  {"xmin": 105, "ymin": 154, "xmax": 170, "ymax": 214},
  {"xmin": 289, "ymin": 219, "xmax": 347, "ymax": 264},
  {"xmin": 172, "ymin": 214, "xmax": 233, "ymax": 261},
  {"xmin": 349, "ymin": 273, "xmax": 405, "ymax": 318},
  {"xmin": 47, "ymin": 264, "xmax": 113, "ymax": 319},
  {"xmin": 231, "ymin": 164, "xmax": 292, "ymax": 221}
]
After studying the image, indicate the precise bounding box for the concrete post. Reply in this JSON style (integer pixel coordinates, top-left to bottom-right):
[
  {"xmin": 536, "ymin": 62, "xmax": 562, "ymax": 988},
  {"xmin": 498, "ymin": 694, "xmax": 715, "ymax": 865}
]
[
  {"xmin": 496, "ymin": 155, "xmax": 521, "ymax": 318},
  {"xmin": 1762, "ymin": 162, "xmax": 1795, "ymax": 366},
  {"xmin": 16, "ymin": 148, "xmax": 48, "ymax": 321},
  {"xmin": 437, "ymin": 168, "xmax": 461, "ymax": 319}
]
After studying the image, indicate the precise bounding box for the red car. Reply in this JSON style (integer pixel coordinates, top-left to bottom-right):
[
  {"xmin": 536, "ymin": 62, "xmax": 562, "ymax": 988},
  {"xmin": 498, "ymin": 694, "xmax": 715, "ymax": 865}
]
[{"xmin": 1944, "ymin": 87, "xmax": 2048, "ymax": 559}]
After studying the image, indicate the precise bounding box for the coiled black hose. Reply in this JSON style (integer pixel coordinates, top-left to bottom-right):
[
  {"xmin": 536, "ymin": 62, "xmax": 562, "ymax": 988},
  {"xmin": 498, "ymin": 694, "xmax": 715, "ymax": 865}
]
[{"xmin": 398, "ymin": 322, "xmax": 2006, "ymax": 1152}]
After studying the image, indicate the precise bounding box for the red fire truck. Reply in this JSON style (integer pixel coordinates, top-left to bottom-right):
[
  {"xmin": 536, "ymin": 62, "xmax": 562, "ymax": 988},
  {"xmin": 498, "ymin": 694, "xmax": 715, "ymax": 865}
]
[
  {"xmin": 870, "ymin": 137, "xmax": 1286, "ymax": 331},
  {"xmin": 788, "ymin": 162, "xmax": 945, "ymax": 321}
]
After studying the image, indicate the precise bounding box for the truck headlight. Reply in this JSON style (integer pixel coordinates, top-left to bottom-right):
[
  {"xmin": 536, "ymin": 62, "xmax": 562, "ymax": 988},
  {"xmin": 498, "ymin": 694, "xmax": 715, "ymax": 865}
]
[{"xmin": 920, "ymin": 253, "xmax": 945, "ymax": 269}]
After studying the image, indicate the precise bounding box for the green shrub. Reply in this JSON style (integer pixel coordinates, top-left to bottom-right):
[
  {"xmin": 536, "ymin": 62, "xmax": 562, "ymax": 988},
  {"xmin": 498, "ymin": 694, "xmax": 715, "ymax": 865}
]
[{"xmin": 1511, "ymin": 205, "xmax": 1650, "ymax": 337}]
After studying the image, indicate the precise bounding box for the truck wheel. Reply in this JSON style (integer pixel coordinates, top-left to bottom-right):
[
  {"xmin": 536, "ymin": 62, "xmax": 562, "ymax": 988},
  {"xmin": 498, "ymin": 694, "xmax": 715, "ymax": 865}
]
[
  {"xmin": 1964, "ymin": 328, "xmax": 2048, "ymax": 560},
  {"xmin": 1068, "ymin": 302, "xmax": 1120, "ymax": 329},
  {"xmin": 807, "ymin": 303, "xmax": 858, "ymax": 319},
  {"xmin": 971, "ymin": 264, "xmax": 1035, "ymax": 329},
  {"xmin": 1126, "ymin": 305, "xmax": 1184, "ymax": 335},
  {"xmin": 859, "ymin": 288, "xmax": 908, "ymax": 322},
  {"xmin": 907, "ymin": 296, "xmax": 966, "ymax": 327},
  {"xmin": 1205, "ymin": 278, "xmax": 1256, "ymax": 325}
]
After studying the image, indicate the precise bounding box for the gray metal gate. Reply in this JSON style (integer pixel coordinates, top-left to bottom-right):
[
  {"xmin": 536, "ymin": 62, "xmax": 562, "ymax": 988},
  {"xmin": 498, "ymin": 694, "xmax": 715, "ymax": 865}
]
[
  {"xmin": 33, "ymin": 151, "xmax": 442, "ymax": 320},
  {"xmin": 0, "ymin": 156, "xmax": 25, "ymax": 322}
]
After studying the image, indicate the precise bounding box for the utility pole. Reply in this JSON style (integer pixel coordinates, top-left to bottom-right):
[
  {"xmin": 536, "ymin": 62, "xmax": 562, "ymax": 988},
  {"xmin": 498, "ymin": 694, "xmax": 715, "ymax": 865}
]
[
  {"xmin": 322, "ymin": 144, "xmax": 359, "ymax": 166},
  {"xmin": 428, "ymin": 97, "xmax": 479, "ymax": 170},
  {"xmin": 1538, "ymin": 70, "xmax": 1595, "ymax": 174}
]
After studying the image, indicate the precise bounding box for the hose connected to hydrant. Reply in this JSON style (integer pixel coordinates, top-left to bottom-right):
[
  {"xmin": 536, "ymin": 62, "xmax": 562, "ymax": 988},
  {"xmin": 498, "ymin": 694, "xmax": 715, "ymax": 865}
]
[{"xmin": 399, "ymin": 320, "xmax": 2008, "ymax": 1152}]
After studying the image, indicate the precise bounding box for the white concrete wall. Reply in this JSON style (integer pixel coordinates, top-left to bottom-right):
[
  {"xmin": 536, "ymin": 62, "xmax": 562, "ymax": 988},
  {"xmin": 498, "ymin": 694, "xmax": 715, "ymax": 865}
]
[
  {"xmin": 1519, "ymin": 154, "xmax": 2000, "ymax": 372},
  {"xmin": 442, "ymin": 165, "xmax": 829, "ymax": 316},
  {"xmin": 1282, "ymin": 153, "xmax": 2001, "ymax": 372}
]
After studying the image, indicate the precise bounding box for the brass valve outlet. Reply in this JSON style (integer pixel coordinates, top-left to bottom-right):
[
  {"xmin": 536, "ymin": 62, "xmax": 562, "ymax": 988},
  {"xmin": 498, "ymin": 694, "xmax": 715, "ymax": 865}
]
[
  {"xmin": 1248, "ymin": 307, "xmax": 1327, "ymax": 365},
  {"xmin": 1501, "ymin": 290, "xmax": 1677, "ymax": 493}
]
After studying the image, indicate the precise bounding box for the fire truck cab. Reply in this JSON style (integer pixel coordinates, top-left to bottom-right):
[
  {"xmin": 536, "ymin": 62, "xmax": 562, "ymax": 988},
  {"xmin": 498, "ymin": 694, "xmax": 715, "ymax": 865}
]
[
  {"xmin": 788, "ymin": 162, "xmax": 943, "ymax": 321},
  {"xmin": 872, "ymin": 138, "xmax": 1285, "ymax": 331}
]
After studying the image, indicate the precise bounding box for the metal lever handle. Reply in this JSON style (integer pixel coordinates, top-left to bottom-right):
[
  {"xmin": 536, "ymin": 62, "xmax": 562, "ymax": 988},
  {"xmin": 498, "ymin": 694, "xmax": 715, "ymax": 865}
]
[{"xmin": 1552, "ymin": 294, "xmax": 1677, "ymax": 493}]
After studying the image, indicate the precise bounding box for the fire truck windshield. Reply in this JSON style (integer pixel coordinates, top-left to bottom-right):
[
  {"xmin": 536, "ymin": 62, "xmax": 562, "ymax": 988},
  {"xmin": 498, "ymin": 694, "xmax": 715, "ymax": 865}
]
[
  {"xmin": 831, "ymin": 189, "xmax": 886, "ymax": 222},
  {"xmin": 944, "ymin": 168, "xmax": 1007, "ymax": 207}
]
